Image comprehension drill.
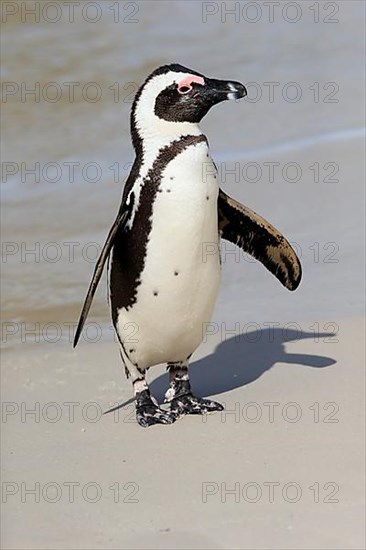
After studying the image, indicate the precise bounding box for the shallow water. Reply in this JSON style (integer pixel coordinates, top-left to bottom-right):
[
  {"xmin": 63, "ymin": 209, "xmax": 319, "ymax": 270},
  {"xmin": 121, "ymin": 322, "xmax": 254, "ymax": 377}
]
[{"xmin": 1, "ymin": 0, "xmax": 365, "ymax": 347}]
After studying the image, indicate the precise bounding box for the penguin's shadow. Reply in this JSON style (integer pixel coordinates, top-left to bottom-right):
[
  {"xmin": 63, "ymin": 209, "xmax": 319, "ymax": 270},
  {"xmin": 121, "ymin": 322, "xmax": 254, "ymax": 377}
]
[{"xmin": 149, "ymin": 328, "xmax": 337, "ymax": 402}]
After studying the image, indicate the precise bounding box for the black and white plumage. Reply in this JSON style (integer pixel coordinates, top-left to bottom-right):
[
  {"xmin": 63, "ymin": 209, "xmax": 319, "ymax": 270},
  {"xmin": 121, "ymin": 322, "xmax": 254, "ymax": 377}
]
[{"xmin": 74, "ymin": 64, "xmax": 302, "ymax": 427}]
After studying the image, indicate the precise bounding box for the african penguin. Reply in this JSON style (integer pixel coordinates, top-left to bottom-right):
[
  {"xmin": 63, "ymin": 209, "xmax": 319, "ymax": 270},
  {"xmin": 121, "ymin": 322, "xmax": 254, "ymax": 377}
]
[{"xmin": 74, "ymin": 63, "xmax": 302, "ymax": 428}]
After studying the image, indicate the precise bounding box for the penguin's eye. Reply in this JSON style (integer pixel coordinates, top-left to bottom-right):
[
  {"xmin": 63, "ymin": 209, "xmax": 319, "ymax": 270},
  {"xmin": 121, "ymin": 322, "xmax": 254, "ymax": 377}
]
[{"xmin": 178, "ymin": 85, "xmax": 191, "ymax": 95}]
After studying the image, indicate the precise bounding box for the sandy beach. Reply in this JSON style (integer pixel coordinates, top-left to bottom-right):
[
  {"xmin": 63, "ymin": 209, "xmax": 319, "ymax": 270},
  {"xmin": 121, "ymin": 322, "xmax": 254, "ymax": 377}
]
[
  {"xmin": 1, "ymin": 1, "xmax": 365, "ymax": 548},
  {"xmin": 2, "ymin": 317, "xmax": 365, "ymax": 549}
]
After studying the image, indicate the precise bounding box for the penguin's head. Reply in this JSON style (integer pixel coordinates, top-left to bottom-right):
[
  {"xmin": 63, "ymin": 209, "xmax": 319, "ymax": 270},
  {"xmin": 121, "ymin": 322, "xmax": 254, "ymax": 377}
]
[{"xmin": 131, "ymin": 64, "xmax": 247, "ymax": 147}]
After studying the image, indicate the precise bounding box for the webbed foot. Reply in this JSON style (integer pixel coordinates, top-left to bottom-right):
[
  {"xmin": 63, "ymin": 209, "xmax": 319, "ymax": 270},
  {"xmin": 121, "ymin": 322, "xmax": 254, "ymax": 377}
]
[
  {"xmin": 170, "ymin": 391, "xmax": 224, "ymax": 417},
  {"xmin": 136, "ymin": 390, "xmax": 175, "ymax": 428}
]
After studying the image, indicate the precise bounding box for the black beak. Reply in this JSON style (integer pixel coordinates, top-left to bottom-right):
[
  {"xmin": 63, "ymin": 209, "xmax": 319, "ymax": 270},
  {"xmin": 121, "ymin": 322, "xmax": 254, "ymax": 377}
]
[{"xmin": 204, "ymin": 78, "xmax": 247, "ymax": 104}]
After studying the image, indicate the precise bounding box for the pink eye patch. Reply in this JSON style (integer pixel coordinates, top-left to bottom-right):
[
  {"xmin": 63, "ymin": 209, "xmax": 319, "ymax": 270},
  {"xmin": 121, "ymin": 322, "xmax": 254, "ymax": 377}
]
[{"xmin": 177, "ymin": 75, "xmax": 205, "ymax": 94}]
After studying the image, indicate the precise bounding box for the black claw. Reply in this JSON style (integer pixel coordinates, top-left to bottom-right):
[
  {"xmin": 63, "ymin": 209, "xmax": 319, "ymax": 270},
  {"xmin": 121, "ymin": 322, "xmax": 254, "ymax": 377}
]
[
  {"xmin": 135, "ymin": 390, "xmax": 176, "ymax": 428},
  {"xmin": 170, "ymin": 392, "xmax": 224, "ymax": 417}
]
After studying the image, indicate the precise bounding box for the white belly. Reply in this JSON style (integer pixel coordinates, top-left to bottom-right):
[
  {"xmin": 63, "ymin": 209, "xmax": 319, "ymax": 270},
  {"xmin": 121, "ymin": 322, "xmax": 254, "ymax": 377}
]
[{"xmin": 116, "ymin": 142, "xmax": 220, "ymax": 368}]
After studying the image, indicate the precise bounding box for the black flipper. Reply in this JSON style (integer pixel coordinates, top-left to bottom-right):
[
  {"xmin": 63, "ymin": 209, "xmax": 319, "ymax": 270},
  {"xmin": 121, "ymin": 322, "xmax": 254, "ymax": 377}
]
[
  {"xmin": 218, "ymin": 189, "xmax": 302, "ymax": 291},
  {"xmin": 73, "ymin": 208, "xmax": 130, "ymax": 347}
]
